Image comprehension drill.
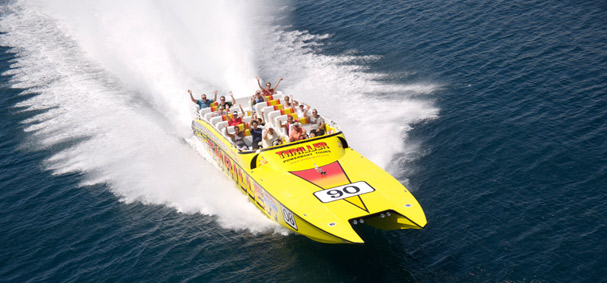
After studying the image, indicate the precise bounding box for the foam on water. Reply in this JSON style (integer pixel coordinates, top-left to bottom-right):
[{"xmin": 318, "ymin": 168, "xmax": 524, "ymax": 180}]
[{"xmin": 0, "ymin": 0, "xmax": 437, "ymax": 232}]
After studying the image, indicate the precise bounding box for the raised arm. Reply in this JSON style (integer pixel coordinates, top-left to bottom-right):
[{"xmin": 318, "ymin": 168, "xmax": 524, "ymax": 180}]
[
  {"xmin": 303, "ymin": 103, "xmax": 311, "ymax": 117},
  {"xmin": 188, "ymin": 89, "xmax": 197, "ymax": 104},
  {"xmin": 256, "ymin": 77, "xmax": 264, "ymax": 90},
  {"xmin": 213, "ymin": 90, "xmax": 218, "ymax": 102},
  {"xmin": 291, "ymin": 95, "xmax": 299, "ymax": 107},
  {"xmin": 272, "ymin": 77, "xmax": 283, "ymax": 91},
  {"xmin": 229, "ymin": 91, "xmax": 236, "ymax": 105},
  {"xmin": 239, "ymin": 104, "xmax": 245, "ymax": 116}
]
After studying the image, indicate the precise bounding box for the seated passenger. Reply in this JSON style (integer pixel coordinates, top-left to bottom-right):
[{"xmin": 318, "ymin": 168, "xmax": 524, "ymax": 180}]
[
  {"xmin": 256, "ymin": 76, "xmax": 283, "ymax": 96},
  {"xmin": 308, "ymin": 109, "xmax": 326, "ymax": 137},
  {"xmin": 226, "ymin": 126, "xmax": 249, "ymax": 151},
  {"xmin": 249, "ymin": 120, "xmax": 263, "ymax": 150},
  {"xmin": 262, "ymin": 127, "xmax": 283, "ymax": 148},
  {"xmin": 211, "ymin": 105, "xmax": 228, "ymax": 117},
  {"xmin": 218, "ymin": 91, "xmax": 236, "ymax": 109},
  {"xmin": 284, "ymin": 95, "xmax": 298, "ymax": 108},
  {"xmin": 296, "ymin": 103, "xmax": 310, "ymax": 118},
  {"xmin": 251, "ymin": 112, "xmax": 265, "ymax": 126},
  {"xmin": 251, "ymin": 90, "xmax": 266, "ymax": 106},
  {"xmin": 188, "ymin": 89, "xmax": 217, "ymax": 109},
  {"xmin": 227, "ymin": 105, "xmax": 245, "ymax": 126},
  {"xmin": 289, "ymin": 122, "xmax": 307, "ymax": 142},
  {"xmin": 281, "ymin": 115, "xmax": 295, "ymax": 136}
]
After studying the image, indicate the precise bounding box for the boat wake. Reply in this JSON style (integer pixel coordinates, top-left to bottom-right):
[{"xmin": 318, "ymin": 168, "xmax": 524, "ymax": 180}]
[{"xmin": 0, "ymin": 0, "xmax": 438, "ymax": 233}]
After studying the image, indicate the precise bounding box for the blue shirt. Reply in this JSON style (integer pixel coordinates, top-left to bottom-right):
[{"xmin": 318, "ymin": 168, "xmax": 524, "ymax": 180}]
[
  {"xmin": 251, "ymin": 127, "xmax": 263, "ymax": 143},
  {"xmin": 197, "ymin": 99, "xmax": 214, "ymax": 109}
]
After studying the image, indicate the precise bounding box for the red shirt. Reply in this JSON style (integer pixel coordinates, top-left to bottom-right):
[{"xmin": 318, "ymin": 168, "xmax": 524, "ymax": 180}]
[
  {"xmin": 228, "ymin": 117, "xmax": 242, "ymax": 126},
  {"xmin": 262, "ymin": 88, "xmax": 274, "ymax": 96}
]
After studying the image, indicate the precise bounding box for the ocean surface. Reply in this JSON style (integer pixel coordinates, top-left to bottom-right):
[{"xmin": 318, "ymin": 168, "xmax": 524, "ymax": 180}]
[{"xmin": 1, "ymin": 0, "xmax": 606, "ymax": 282}]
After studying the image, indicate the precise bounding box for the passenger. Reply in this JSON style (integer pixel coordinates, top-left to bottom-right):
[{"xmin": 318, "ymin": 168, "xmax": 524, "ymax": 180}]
[
  {"xmin": 251, "ymin": 90, "xmax": 266, "ymax": 106},
  {"xmin": 280, "ymin": 115, "xmax": 295, "ymax": 136},
  {"xmin": 218, "ymin": 91, "xmax": 236, "ymax": 109},
  {"xmin": 249, "ymin": 120, "xmax": 263, "ymax": 150},
  {"xmin": 256, "ymin": 77, "xmax": 283, "ymax": 96},
  {"xmin": 283, "ymin": 95, "xmax": 298, "ymax": 108},
  {"xmin": 296, "ymin": 102, "xmax": 311, "ymax": 118},
  {"xmin": 262, "ymin": 127, "xmax": 283, "ymax": 148},
  {"xmin": 227, "ymin": 105, "xmax": 245, "ymax": 126},
  {"xmin": 308, "ymin": 109, "xmax": 326, "ymax": 137},
  {"xmin": 188, "ymin": 89, "xmax": 217, "ymax": 109},
  {"xmin": 251, "ymin": 112, "xmax": 265, "ymax": 126},
  {"xmin": 289, "ymin": 122, "xmax": 307, "ymax": 142},
  {"xmin": 211, "ymin": 104, "xmax": 228, "ymax": 117},
  {"xmin": 226, "ymin": 126, "xmax": 249, "ymax": 151}
]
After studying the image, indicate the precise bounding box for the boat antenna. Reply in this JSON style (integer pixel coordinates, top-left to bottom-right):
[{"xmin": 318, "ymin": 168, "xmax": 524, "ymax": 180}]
[{"xmin": 312, "ymin": 158, "xmax": 327, "ymax": 175}]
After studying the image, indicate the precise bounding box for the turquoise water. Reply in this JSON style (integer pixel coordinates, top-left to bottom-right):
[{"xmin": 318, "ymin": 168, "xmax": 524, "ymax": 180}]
[{"xmin": 1, "ymin": 0, "xmax": 606, "ymax": 282}]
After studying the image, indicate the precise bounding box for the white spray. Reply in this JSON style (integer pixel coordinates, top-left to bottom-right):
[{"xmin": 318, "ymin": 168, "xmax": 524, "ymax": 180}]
[{"xmin": 0, "ymin": 0, "xmax": 438, "ymax": 233}]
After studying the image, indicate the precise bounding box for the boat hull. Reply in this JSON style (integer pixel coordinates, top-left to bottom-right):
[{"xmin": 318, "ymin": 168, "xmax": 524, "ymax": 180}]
[{"xmin": 192, "ymin": 118, "xmax": 426, "ymax": 244}]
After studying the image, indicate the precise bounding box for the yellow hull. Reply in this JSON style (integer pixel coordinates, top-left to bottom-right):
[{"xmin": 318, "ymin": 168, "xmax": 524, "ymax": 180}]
[{"xmin": 192, "ymin": 118, "xmax": 427, "ymax": 244}]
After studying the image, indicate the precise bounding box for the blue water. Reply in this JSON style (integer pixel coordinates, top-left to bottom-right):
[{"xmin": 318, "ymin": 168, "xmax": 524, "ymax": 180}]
[{"xmin": 1, "ymin": 0, "xmax": 606, "ymax": 282}]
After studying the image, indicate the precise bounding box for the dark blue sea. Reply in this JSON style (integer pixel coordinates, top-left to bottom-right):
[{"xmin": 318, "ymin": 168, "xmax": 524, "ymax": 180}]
[{"xmin": 1, "ymin": 0, "xmax": 606, "ymax": 282}]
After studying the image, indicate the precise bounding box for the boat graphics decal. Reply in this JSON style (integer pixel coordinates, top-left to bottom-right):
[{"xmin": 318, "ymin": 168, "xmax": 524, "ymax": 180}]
[
  {"xmin": 281, "ymin": 205, "xmax": 298, "ymax": 230},
  {"xmin": 193, "ymin": 122, "xmax": 285, "ymax": 226},
  {"xmin": 290, "ymin": 161, "xmax": 370, "ymax": 213},
  {"xmin": 275, "ymin": 142, "xmax": 332, "ymax": 164}
]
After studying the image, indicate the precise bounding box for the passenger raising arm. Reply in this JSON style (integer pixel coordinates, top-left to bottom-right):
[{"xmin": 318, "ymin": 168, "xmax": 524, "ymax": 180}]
[
  {"xmin": 256, "ymin": 77, "xmax": 283, "ymax": 96},
  {"xmin": 218, "ymin": 91, "xmax": 236, "ymax": 109},
  {"xmin": 296, "ymin": 102, "xmax": 311, "ymax": 118},
  {"xmin": 226, "ymin": 126, "xmax": 249, "ymax": 151},
  {"xmin": 228, "ymin": 104, "xmax": 245, "ymax": 126},
  {"xmin": 188, "ymin": 89, "xmax": 217, "ymax": 109}
]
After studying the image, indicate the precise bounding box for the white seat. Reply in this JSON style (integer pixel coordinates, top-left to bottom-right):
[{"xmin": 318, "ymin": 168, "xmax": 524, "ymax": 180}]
[
  {"xmin": 244, "ymin": 136, "xmax": 253, "ymax": 148},
  {"xmin": 254, "ymin": 102, "xmax": 266, "ymax": 118},
  {"xmin": 262, "ymin": 106, "xmax": 280, "ymax": 122},
  {"xmin": 266, "ymin": 110, "xmax": 281, "ymax": 129},
  {"xmin": 209, "ymin": 116, "xmax": 223, "ymax": 126},
  {"xmin": 242, "ymin": 116, "xmax": 252, "ymax": 124},
  {"xmin": 199, "ymin": 107, "xmax": 212, "ymax": 118},
  {"xmin": 216, "ymin": 121, "xmax": 228, "ymax": 133},
  {"xmin": 272, "ymin": 93, "xmax": 284, "ymax": 100},
  {"xmin": 226, "ymin": 125, "xmax": 235, "ymax": 135},
  {"xmin": 204, "ymin": 112, "xmax": 215, "ymax": 121}
]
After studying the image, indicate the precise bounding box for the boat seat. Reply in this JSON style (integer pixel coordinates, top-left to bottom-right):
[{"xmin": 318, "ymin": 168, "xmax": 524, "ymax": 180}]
[
  {"xmin": 261, "ymin": 105, "xmax": 284, "ymax": 122},
  {"xmin": 242, "ymin": 116, "xmax": 252, "ymax": 124},
  {"xmin": 209, "ymin": 102, "xmax": 219, "ymax": 112},
  {"xmin": 209, "ymin": 116, "xmax": 223, "ymax": 126},
  {"xmin": 199, "ymin": 107, "xmax": 212, "ymax": 118},
  {"xmin": 266, "ymin": 110, "xmax": 282, "ymax": 129},
  {"xmin": 216, "ymin": 121, "xmax": 228, "ymax": 133},
  {"xmin": 204, "ymin": 112, "xmax": 215, "ymax": 121}
]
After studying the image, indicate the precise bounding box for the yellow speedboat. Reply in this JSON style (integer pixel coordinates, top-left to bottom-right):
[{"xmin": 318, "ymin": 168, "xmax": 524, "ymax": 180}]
[{"xmin": 191, "ymin": 93, "xmax": 426, "ymax": 244}]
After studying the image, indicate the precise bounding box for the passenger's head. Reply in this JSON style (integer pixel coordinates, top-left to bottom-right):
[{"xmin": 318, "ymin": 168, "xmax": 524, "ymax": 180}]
[
  {"xmin": 201, "ymin": 94, "xmax": 207, "ymax": 100},
  {"xmin": 220, "ymin": 96, "xmax": 226, "ymax": 102},
  {"xmin": 251, "ymin": 120, "xmax": 258, "ymax": 128},
  {"xmin": 234, "ymin": 126, "xmax": 240, "ymax": 133},
  {"xmin": 267, "ymin": 127, "xmax": 274, "ymax": 134},
  {"xmin": 287, "ymin": 115, "xmax": 294, "ymax": 122},
  {"xmin": 218, "ymin": 105, "xmax": 225, "ymax": 112},
  {"xmin": 266, "ymin": 82, "xmax": 271, "ymax": 88},
  {"xmin": 232, "ymin": 110, "xmax": 239, "ymax": 117},
  {"xmin": 299, "ymin": 104, "xmax": 305, "ymax": 110},
  {"xmin": 312, "ymin": 109, "xmax": 318, "ymax": 117},
  {"xmin": 294, "ymin": 122, "xmax": 301, "ymax": 128},
  {"xmin": 284, "ymin": 96, "xmax": 290, "ymax": 101}
]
